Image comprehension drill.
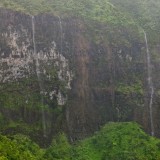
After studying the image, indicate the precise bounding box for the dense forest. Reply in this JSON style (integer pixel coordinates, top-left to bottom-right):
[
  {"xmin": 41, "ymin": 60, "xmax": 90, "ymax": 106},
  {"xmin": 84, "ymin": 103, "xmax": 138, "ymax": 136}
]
[{"xmin": 1, "ymin": 122, "xmax": 160, "ymax": 160}]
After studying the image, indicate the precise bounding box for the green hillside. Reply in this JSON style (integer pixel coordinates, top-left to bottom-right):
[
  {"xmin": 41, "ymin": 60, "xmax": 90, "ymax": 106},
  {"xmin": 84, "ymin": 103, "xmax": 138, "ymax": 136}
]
[
  {"xmin": 1, "ymin": 0, "xmax": 160, "ymax": 42},
  {"xmin": 109, "ymin": 0, "xmax": 160, "ymax": 30},
  {"xmin": 74, "ymin": 122, "xmax": 160, "ymax": 160},
  {"xmin": 1, "ymin": 0, "xmax": 160, "ymax": 28},
  {"xmin": 0, "ymin": 122, "xmax": 160, "ymax": 160},
  {"xmin": 0, "ymin": 0, "xmax": 135, "ymax": 26}
]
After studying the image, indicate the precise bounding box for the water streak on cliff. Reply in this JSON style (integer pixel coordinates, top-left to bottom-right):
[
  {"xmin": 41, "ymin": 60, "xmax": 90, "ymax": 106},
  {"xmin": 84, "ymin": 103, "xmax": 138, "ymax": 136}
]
[
  {"xmin": 58, "ymin": 16, "xmax": 63, "ymax": 54},
  {"xmin": 143, "ymin": 30, "xmax": 154, "ymax": 136},
  {"xmin": 32, "ymin": 16, "xmax": 46, "ymax": 137}
]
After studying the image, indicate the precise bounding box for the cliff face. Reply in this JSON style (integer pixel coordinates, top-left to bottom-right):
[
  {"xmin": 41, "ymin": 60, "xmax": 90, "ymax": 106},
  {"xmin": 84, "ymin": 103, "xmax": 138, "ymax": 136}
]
[
  {"xmin": 0, "ymin": 8, "xmax": 159, "ymax": 145},
  {"xmin": 0, "ymin": 9, "xmax": 74, "ymax": 145}
]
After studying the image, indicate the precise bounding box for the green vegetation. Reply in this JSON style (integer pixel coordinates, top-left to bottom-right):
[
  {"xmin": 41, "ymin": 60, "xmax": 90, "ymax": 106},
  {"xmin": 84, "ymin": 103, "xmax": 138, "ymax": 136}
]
[
  {"xmin": 1, "ymin": 0, "xmax": 160, "ymax": 31},
  {"xmin": 108, "ymin": 0, "xmax": 160, "ymax": 43},
  {"xmin": 74, "ymin": 122, "xmax": 160, "ymax": 160},
  {"xmin": 43, "ymin": 133, "xmax": 72, "ymax": 160},
  {"xmin": 109, "ymin": 0, "xmax": 160, "ymax": 31},
  {"xmin": 116, "ymin": 81, "xmax": 143, "ymax": 95},
  {"xmin": 0, "ymin": 122, "xmax": 160, "ymax": 160},
  {"xmin": 0, "ymin": 0, "xmax": 137, "ymax": 27},
  {"xmin": 0, "ymin": 0, "xmax": 159, "ymax": 46},
  {"xmin": 1, "ymin": 0, "xmax": 154, "ymax": 48},
  {"xmin": 0, "ymin": 0, "xmax": 143, "ymax": 45},
  {"xmin": 0, "ymin": 63, "xmax": 66, "ymax": 138},
  {"xmin": 0, "ymin": 134, "xmax": 44, "ymax": 160}
]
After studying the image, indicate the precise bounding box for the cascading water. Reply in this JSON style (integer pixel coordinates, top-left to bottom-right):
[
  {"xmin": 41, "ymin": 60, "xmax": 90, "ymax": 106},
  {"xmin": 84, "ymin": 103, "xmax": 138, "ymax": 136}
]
[
  {"xmin": 57, "ymin": 16, "xmax": 72, "ymax": 140},
  {"xmin": 143, "ymin": 30, "xmax": 154, "ymax": 136},
  {"xmin": 31, "ymin": 16, "xmax": 46, "ymax": 137},
  {"xmin": 58, "ymin": 16, "xmax": 63, "ymax": 54}
]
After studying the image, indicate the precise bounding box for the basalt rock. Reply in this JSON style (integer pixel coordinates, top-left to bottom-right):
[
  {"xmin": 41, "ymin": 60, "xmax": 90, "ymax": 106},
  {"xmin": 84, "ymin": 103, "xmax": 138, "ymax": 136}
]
[{"xmin": 0, "ymin": 8, "xmax": 159, "ymax": 146}]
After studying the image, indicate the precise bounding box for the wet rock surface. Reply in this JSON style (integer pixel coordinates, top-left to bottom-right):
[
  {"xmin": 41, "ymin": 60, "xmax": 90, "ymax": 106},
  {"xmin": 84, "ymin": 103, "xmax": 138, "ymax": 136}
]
[{"xmin": 0, "ymin": 8, "xmax": 160, "ymax": 145}]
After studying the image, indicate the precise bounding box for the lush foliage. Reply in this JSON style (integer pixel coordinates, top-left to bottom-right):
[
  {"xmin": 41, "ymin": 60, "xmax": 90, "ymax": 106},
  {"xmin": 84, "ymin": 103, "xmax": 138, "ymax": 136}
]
[
  {"xmin": 109, "ymin": 0, "xmax": 160, "ymax": 30},
  {"xmin": 107, "ymin": 0, "xmax": 160, "ymax": 43},
  {"xmin": 0, "ymin": 134, "xmax": 44, "ymax": 160},
  {"xmin": 0, "ymin": 0, "xmax": 136, "ymax": 27},
  {"xmin": 74, "ymin": 122, "xmax": 160, "ymax": 160},
  {"xmin": 43, "ymin": 133, "xmax": 72, "ymax": 160},
  {"xmin": 116, "ymin": 81, "xmax": 143, "ymax": 95},
  {"xmin": 1, "ymin": 0, "xmax": 160, "ymax": 43},
  {"xmin": 1, "ymin": 122, "xmax": 160, "ymax": 160},
  {"xmin": 1, "ymin": 0, "xmax": 160, "ymax": 30}
]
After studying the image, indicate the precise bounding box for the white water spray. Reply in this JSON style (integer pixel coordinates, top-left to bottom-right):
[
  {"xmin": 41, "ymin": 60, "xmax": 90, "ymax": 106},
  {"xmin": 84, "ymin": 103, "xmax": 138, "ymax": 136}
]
[
  {"xmin": 143, "ymin": 30, "xmax": 154, "ymax": 136},
  {"xmin": 32, "ymin": 16, "xmax": 46, "ymax": 137}
]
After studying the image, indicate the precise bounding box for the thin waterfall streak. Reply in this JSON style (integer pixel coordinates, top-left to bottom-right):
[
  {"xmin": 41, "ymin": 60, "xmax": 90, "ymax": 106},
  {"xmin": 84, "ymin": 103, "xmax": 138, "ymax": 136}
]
[
  {"xmin": 32, "ymin": 16, "xmax": 41, "ymax": 85},
  {"xmin": 57, "ymin": 16, "xmax": 71, "ymax": 137},
  {"xmin": 32, "ymin": 16, "xmax": 46, "ymax": 137},
  {"xmin": 150, "ymin": 88, "xmax": 154, "ymax": 136},
  {"xmin": 58, "ymin": 16, "xmax": 63, "ymax": 55},
  {"xmin": 143, "ymin": 30, "xmax": 154, "ymax": 136}
]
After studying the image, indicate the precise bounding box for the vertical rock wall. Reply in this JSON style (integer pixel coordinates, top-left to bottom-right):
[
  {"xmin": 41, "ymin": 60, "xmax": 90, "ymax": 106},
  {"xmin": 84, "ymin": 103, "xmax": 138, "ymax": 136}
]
[{"xmin": 0, "ymin": 8, "xmax": 160, "ymax": 145}]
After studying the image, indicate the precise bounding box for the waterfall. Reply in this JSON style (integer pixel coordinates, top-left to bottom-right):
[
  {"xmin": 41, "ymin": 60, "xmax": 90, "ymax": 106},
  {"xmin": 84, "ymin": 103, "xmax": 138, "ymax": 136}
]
[
  {"xmin": 143, "ymin": 30, "xmax": 154, "ymax": 136},
  {"xmin": 31, "ymin": 16, "xmax": 46, "ymax": 137},
  {"xmin": 58, "ymin": 16, "xmax": 63, "ymax": 54},
  {"xmin": 57, "ymin": 16, "xmax": 72, "ymax": 140}
]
